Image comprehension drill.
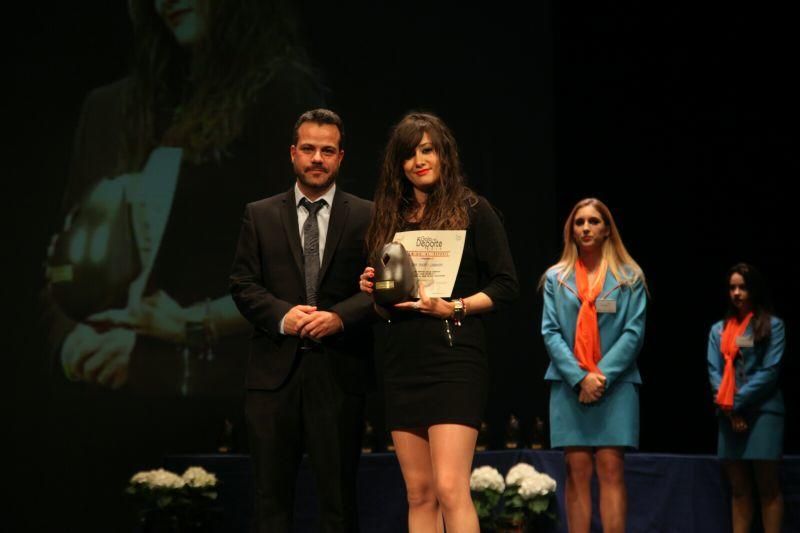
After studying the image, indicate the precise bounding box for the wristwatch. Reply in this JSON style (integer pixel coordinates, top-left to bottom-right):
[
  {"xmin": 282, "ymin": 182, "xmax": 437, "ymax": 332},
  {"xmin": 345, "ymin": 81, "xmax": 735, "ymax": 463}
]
[
  {"xmin": 452, "ymin": 298, "xmax": 465, "ymax": 326},
  {"xmin": 184, "ymin": 298, "xmax": 217, "ymax": 355},
  {"xmin": 184, "ymin": 320, "xmax": 209, "ymax": 350}
]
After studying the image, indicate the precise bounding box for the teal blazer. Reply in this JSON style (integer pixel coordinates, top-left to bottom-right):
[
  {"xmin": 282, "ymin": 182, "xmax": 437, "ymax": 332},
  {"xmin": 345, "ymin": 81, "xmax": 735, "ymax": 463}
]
[
  {"xmin": 542, "ymin": 267, "xmax": 647, "ymax": 389},
  {"xmin": 707, "ymin": 316, "xmax": 785, "ymax": 414}
]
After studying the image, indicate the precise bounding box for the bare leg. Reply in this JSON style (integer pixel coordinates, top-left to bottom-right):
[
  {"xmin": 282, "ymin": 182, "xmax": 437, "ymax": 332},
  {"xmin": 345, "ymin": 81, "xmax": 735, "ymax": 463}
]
[
  {"xmin": 753, "ymin": 460, "xmax": 783, "ymax": 533},
  {"xmin": 428, "ymin": 424, "xmax": 480, "ymax": 533},
  {"xmin": 595, "ymin": 447, "xmax": 626, "ymax": 533},
  {"xmin": 564, "ymin": 447, "xmax": 593, "ymax": 533},
  {"xmin": 392, "ymin": 429, "xmax": 444, "ymax": 533},
  {"xmin": 723, "ymin": 460, "xmax": 754, "ymax": 533}
]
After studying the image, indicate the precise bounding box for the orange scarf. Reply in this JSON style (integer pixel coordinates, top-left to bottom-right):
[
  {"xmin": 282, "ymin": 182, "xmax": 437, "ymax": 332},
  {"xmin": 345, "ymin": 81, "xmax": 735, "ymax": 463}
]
[
  {"xmin": 573, "ymin": 259, "xmax": 608, "ymax": 374},
  {"xmin": 715, "ymin": 312, "xmax": 753, "ymax": 410}
]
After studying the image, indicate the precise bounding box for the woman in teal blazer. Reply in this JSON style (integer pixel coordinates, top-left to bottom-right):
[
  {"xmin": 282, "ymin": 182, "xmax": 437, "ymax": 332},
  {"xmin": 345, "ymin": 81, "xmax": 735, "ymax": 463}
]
[
  {"xmin": 707, "ymin": 263, "xmax": 784, "ymax": 533},
  {"xmin": 540, "ymin": 198, "xmax": 647, "ymax": 533}
]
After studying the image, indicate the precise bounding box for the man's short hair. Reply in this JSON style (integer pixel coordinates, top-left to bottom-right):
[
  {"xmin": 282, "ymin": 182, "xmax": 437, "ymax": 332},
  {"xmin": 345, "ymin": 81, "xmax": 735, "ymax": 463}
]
[{"xmin": 293, "ymin": 108, "xmax": 345, "ymax": 149}]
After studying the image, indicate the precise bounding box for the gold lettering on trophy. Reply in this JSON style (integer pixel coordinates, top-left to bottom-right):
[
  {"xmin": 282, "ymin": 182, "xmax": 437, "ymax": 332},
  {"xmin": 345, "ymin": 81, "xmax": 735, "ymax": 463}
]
[{"xmin": 47, "ymin": 265, "xmax": 74, "ymax": 283}]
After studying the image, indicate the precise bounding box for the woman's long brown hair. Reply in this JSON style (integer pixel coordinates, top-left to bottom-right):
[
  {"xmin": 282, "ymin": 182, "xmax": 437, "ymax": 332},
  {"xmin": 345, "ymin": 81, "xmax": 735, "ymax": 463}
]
[
  {"xmin": 121, "ymin": 0, "xmax": 310, "ymax": 170},
  {"xmin": 366, "ymin": 112, "xmax": 477, "ymax": 262}
]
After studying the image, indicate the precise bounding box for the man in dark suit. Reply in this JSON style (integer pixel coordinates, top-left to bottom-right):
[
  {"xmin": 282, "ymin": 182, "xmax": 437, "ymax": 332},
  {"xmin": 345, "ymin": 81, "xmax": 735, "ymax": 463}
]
[{"xmin": 230, "ymin": 109, "xmax": 373, "ymax": 532}]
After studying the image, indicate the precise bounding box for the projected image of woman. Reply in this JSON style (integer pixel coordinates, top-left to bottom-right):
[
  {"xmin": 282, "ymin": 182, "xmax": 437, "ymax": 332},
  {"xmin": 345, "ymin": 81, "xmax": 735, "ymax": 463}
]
[
  {"xmin": 707, "ymin": 263, "xmax": 784, "ymax": 533},
  {"xmin": 46, "ymin": 0, "xmax": 322, "ymax": 396},
  {"xmin": 540, "ymin": 198, "xmax": 647, "ymax": 533},
  {"xmin": 41, "ymin": 2, "xmax": 322, "ymax": 530},
  {"xmin": 359, "ymin": 112, "xmax": 519, "ymax": 532}
]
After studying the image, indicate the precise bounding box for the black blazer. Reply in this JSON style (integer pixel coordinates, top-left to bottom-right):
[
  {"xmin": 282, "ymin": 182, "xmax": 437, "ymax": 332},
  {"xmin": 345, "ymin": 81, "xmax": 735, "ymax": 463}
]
[{"xmin": 230, "ymin": 187, "xmax": 374, "ymax": 392}]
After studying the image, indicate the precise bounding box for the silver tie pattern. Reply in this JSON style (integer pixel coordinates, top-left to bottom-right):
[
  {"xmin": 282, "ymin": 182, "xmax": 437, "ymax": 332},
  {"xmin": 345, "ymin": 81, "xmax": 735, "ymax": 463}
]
[{"xmin": 300, "ymin": 198, "xmax": 326, "ymax": 306}]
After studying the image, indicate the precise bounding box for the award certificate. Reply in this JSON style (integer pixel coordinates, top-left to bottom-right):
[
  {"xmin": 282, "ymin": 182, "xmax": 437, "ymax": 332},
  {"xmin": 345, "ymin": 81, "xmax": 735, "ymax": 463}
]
[{"xmin": 392, "ymin": 230, "xmax": 466, "ymax": 298}]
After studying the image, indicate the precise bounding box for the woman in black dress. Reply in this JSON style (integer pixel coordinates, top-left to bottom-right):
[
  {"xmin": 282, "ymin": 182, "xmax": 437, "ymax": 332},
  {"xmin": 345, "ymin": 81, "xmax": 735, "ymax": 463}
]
[{"xmin": 360, "ymin": 112, "xmax": 518, "ymax": 532}]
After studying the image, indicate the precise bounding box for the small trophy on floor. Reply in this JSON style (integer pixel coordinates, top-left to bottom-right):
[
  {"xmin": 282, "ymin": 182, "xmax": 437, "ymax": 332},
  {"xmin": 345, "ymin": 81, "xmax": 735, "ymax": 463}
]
[
  {"xmin": 475, "ymin": 421, "xmax": 490, "ymax": 451},
  {"xmin": 504, "ymin": 414, "xmax": 521, "ymax": 449},
  {"xmin": 362, "ymin": 420, "xmax": 376, "ymax": 454},
  {"xmin": 217, "ymin": 418, "xmax": 234, "ymax": 453},
  {"xmin": 530, "ymin": 416, "xmax": 546, "ymax": 450}
]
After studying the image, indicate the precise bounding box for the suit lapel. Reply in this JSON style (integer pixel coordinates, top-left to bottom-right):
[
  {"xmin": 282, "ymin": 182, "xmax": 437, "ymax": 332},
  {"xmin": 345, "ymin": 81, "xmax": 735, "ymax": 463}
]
[
  {"xmin": 318, "ymin": 189, "xmax": 349, "ymax": 286},
  {"xmin": 561, "ymin": 269, "xmax": 613, "ymax": 301},
  {"xmin": 600, "ymin": 269, "xmax": 615, "ymax": 297},
  {"xmin": 280, "ymin": 187, "xmax": 304, "ymax": 275},
  {"xmin": 561, "ymin": 270, "xmax": 580, "ymax": 300}
]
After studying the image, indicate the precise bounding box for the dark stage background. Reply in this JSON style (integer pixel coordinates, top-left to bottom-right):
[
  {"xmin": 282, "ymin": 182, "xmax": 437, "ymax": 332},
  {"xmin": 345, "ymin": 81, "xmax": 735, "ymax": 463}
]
[{"xmin": 8, "ymin": 2, "xmax": 797, "ymax": 531}]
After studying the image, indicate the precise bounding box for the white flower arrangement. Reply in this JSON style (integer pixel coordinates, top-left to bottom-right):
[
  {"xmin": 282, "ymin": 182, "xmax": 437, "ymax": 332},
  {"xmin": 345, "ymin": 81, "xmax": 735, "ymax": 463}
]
[
  {"xmin": 182, "ymin": 466, "xmax": 218, "ymax": 488},
  {"xmin": 518, "ymin": 472, "xmax": 557, "ymax": 499},
  {"xmin": 504, "ymin": 462, "xmax": 557, "ymax": 498},
  {"xmin": 127, "ymin": 465, "xmax": 220, "ymax": 529},
  {"xmin": 505, "ymin": 462, "xmax": 538, "ymax": 487},
  {"xmin": 130, "ymin": 468, "xmax": 186, "ymax": 490},
  {"xmin": 471, "ymin": 461, "xmax": 557, "ymax": 531},
  {"xmin": 470, "ymin": 465, "xmax": 506, "ymax": 493},
  {"xmin": 129, "ymin": 466, "xmax": 218, "ymax": 490}
]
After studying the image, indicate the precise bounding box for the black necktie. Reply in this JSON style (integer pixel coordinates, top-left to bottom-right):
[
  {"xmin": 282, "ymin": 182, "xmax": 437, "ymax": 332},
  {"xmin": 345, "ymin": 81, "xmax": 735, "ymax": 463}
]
[{"xmin": 300, "ymin": 198, "xmax": 326, "ymax": 306}]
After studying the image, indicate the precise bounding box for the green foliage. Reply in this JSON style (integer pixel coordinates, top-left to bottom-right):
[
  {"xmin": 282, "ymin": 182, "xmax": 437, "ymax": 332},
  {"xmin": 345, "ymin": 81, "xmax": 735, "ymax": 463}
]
[
  {"xmin": 530, "ymin": 496, "xmax": 550, "ymax": 514},
  {"xmin": 472, "ymin": 483, "xmax": 556, "ymax": 532},
  {"xmin": 473, "ymin": 488, "xmax": 503, "ymax": 528}
]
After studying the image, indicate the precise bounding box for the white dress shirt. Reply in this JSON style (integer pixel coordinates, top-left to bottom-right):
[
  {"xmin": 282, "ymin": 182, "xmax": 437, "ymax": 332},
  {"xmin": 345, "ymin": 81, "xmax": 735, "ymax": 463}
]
[
  {"xmin": 295, "ymin": 182, "xmax": 336, "ymax": 263},
  {"xmin": 279, "ymin": 183, "xmax": 337, "ymax": 334}
]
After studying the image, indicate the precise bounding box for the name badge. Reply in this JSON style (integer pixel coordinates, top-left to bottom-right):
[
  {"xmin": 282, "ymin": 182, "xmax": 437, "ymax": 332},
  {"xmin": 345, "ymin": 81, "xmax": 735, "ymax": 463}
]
[
  {"xmin": 736, "ymin": 335, "xmax": 754, "ymax": 348},
  {"xmin": 596, "ymin": 299, "xmax": 617, "ymax": 314}
]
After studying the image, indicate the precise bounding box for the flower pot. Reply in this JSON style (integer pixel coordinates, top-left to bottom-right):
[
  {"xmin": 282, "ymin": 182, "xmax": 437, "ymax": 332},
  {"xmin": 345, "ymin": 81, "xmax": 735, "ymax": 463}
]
[
  {"xmin": 497, "ymin": 519, "xmax": 526, "ymax": 532},
  {"xmin": 139, "ymin": 511, "xmax": 211, "ymax": 533}
]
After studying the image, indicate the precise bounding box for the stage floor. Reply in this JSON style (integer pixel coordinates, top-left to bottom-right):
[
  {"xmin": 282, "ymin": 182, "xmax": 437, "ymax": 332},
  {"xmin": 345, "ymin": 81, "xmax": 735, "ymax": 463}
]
[{"xmin": 164, "ymin": 450, "xmax": 800, "ymax": 532}]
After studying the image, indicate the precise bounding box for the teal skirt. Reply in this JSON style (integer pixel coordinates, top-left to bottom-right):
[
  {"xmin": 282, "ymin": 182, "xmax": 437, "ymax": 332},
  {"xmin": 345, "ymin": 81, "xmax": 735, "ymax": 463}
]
[
  {"xmin": 549, "ymin": 381, "xmax": 639, "ymax": 449},
  {"xmin": 718, "ymin": 411, "xmax": 783, "ymax": 460}
]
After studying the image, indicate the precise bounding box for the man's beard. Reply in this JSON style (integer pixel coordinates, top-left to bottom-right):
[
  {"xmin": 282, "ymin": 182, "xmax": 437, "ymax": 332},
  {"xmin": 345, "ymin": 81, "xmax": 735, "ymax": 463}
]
[{"xmin": 296, "ymin": 164, "xmax": 339, "ymax": 192}]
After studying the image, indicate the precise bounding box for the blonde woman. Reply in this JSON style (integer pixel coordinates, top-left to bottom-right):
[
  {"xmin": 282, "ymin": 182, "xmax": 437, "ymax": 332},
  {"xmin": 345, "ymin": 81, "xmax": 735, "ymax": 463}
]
[{"xmin": 540, "ymin": 198, "xmax": 647, "ymax": 533}]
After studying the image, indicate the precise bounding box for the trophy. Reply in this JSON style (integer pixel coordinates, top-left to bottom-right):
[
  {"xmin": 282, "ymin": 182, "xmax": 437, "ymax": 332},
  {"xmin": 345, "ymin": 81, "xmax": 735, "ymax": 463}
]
[
  {"xmin": 475, "ymin": 421, "xmax": 490, "ymax": 451},
  {"xmin": 385, "ymin": 432, "xmax": 396, "ymax": 453},
  {"xmin": 361, "ymin": 420, "xmax": 376, "ymax": 454},
  {"xmin": 45, "ymin": 176, "xmax": 142, "ymax": 321},
  {"xmin": 504, "ymin": 414, "xmax": 522, "ymax": 449},
  {"xmin": 372, "ymin": 242, "xmax": 417, "ymax": 306},
  {"xmin": 530, "ymin": 416, "xmax": 546, "ymax": 450},
  {"xmin": 217, "ymin": 418, "xmax": 234, "ymax": 453},
  {"xmin": 45, "ymin": 148, "xmax": 181, "ymax": 322}
]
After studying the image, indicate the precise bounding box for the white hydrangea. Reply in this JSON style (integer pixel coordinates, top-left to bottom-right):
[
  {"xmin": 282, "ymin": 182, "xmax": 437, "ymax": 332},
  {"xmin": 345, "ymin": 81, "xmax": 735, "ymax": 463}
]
[
  {"xmin": 505, "ymin": 462, "xmax": 538, "ymax": 486},
  {"xmin": 130, "ymin": 471, "xmax": 152, "ymax": 485},
  {"xmin": 154, "ymin": 470, "xmax": 186, "ymax": 489},
  {"xmin": 470, "ymin": 466, "xmax": 505, "ymax": 492},
  {"xmin": 182, "ymin": 466, "xmax": 218, "ymax": 488},
  {"xmin": 130, "ymin": 468, "xmax": 186, "ymax": 489},
  {"xmin": 517, "ymin": 472, "xmax": 557, "ymax": 499}
]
